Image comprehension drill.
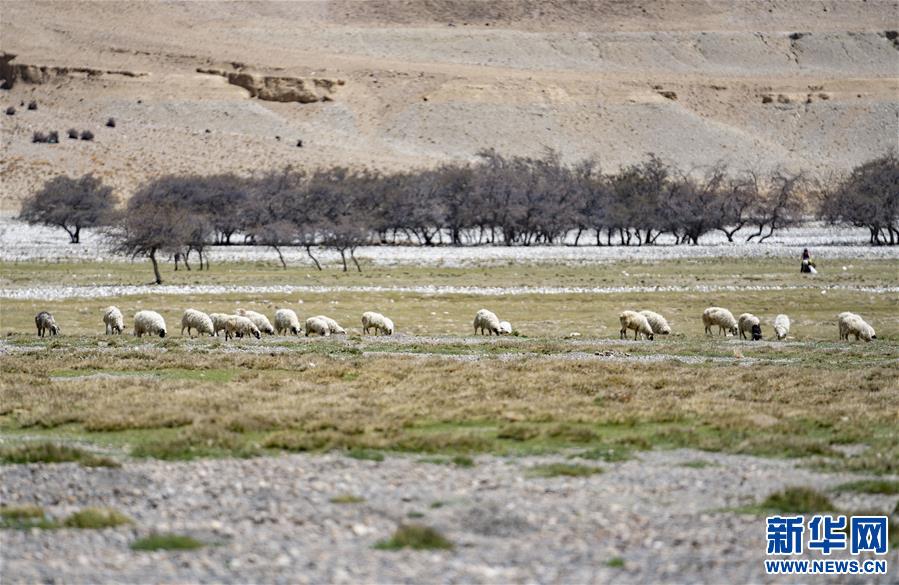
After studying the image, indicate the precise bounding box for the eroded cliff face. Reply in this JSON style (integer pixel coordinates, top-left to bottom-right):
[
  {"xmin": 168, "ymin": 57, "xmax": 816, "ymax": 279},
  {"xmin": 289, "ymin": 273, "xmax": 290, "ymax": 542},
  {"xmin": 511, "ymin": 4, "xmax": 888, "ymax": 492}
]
[
  {"xmin": 0, "ymin": 52, "xmax": 146, "ymax": 88},
  {"xmin": 197, "ymin": 67, "xmax": 344, "ymax": 103}
]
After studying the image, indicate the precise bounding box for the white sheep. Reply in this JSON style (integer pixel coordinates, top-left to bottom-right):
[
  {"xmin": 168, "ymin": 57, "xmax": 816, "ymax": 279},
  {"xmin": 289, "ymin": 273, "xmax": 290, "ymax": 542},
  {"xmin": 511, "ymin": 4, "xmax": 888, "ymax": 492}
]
[
  {"xmin": 312, "ymin": 315, "xmax": 346, "ymax": 335},
  {"xmin": 102, "ymin": 306, "xmax": 124, "ymax": 335},
  {"xmin": 839, "ymin": 313, "xmax": 876, "ymax": 342},
  {"xmin": 619, "ymin": 310, "xmax": 654, "ymax": 340},
  {"xmin": 638, "ymin": 310, "xmax": 670, "ymax": 336},
  {"xmin": 209, "ymin": 313, "xmax": 231, "ymax": 337},
  {"xmin": 473, "ymin": 309, "xmax": 503, "ymax": 335},
  {"xmin": 702, "ymin": 307, "xmax": 739, "ymax": 337},
  {"xmin": 305, "ymin": 316, "xmax": 331, "ymax": 337},
  {"xmin": 35, "ymin": 311, "xmax": 60, "ymax": 337},
  {"xmin": 224, "ymin": 315, "xmax": 261, "ymax": 340},
  {"xmin": 738, "ymin": 313, "xmax": 763, "ymax": 340},
  {"xmin": 274, "ymin": 308, "xmax": 302, "ymax": 336},
  {"xmin": 181, "ymin": 308, "xmax": 215, "ymax": 337},
  {"xmin": 236, "ymin": 309, "xmax": 275, "ymax": 335},
  {"xmin": 837, "ymin": 312, "xmax": 859, "ymax": 340},
  {"xmin": 773, "ymin": 314, "xmax": 791, "ymax": 340},
  {"xmin": 499, "ymin": 321, "xmax": 513, "ymax": 335},
  {"xmin": 134, "ymin": 310, "xmax": 167, "ymax": 338},
  {"xmin": 361, "ymin": 311, "xmax": 394, "ymax": 336}
]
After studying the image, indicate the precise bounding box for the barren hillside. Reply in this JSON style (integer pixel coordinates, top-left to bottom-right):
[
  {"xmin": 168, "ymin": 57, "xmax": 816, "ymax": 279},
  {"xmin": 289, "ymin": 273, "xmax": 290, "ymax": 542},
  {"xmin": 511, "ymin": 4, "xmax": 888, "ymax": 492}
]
[{"xmin": 1, "ymin": 0, "xmax": 897, "ymax": 211}]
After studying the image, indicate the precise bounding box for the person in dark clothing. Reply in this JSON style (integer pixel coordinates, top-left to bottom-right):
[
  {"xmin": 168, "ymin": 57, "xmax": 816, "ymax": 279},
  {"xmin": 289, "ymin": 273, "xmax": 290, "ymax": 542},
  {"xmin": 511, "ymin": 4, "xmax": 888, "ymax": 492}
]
[{"xmin": 800, "ymin": 248, "xmax": 814, "ymax": 273}]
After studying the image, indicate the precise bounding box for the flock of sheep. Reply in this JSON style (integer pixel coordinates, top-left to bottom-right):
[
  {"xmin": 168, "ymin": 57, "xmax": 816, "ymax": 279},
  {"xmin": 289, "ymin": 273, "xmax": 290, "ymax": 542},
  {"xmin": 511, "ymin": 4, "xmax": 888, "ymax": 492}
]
[{"xmin": 32, "ymin": 305, "xmax": 878, "ymax": 342}]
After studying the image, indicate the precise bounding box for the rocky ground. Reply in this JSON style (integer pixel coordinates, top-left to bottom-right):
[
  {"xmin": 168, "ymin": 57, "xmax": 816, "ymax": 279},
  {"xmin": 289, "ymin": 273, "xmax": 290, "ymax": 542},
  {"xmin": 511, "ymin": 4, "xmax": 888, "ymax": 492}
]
[{"xmin": 1, "ymin": 449, "xmax": 895, "ymax": 584}]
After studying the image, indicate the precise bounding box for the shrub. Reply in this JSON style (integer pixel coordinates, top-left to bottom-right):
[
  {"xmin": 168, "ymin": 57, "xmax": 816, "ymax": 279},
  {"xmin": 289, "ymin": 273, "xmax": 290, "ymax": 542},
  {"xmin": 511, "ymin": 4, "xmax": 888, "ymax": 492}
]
[
  {"xmin": 32, "ymin": 131, "xmax": 49, "ymax": 143},
  {"xmin": 27, "ymin": 100, "xmax": 37, "ymax": 110},
  {"xmin": 131, "ymin": 533, "xmax": 204, "ymax": 551},
  {"xmin": 374, "ymin": 524, "xmax": 453, "ymax": 550},
  {"xmin": 80, "ymin": 130, "xmax": 94, "ymax": 141},
  {"xmin": 0, "ymin": 442, "xmax": 119, "ymax": 467},
  {"xmin": 4, "ymin": 106, "xmax": 14, "ymax": 115},
  {"xmin": 528, "ymin": 463, "xmax": 603, "ymax": 478},
  {"xmin": 63, "ymin": 508, "xmax": 132, "ymax": 529},
  {"xmin": 106, "ymin": 117, "xmax": 116, "ymax": 128},
  {"xmin": 755, "ymin": 487, "xmax": 835, "ymax": 514},
  {"xmin": 48, "ymin": 130, "xmax": 59, "ymax": 144},
  {"xmin": 67, "ymin": 128, "xmax": 78, "ymax": 139}
]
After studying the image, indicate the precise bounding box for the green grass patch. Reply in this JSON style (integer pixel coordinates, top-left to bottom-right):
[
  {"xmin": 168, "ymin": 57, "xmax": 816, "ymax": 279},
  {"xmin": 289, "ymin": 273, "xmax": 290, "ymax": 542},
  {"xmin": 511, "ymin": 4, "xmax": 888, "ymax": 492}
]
[
  {"xmin": 678, "ymin": 459, "xmax": 719, "ymax": 469},
  {"xmin": 528, "ymin": 463, "xmax": 603, "ymax": 478},
  {"xmin": 0, "ymin": 442, "xmax": 119, "ymax": 467},
  {"xmin": 330, "ymin": 495, "xmax": 365, "ymax": 504},
  {"xmin": 606, "ymin": 557, "xmax": 626, "ymax": 569},
  {"xmin": 345, "ymin": 448, "xmax": 385, "ymax": 462},
  {"xmin": 63, "ymin": 508, "xmax": 132, "ymax": 529},
  {"xmin": 0, "ymin": 505, "xmax": 58, "ymax": 530},
  {"xmin": 570, "ymin": 445, "xmax": 633, "ymax": 462},
  {"xmin": 374, "ymin": 524, "xmax": 453, "ymax": 551},
  {"xmin": 736, "ymin": 487, "xmax": 836, "ymax": 515},
  {"xmin": 834, "ymin": 479, "xmax": 899, "ymax": 495},
  {"xmin": 131, "ymin": 533, "xmax": 205, "ymax": 551}
]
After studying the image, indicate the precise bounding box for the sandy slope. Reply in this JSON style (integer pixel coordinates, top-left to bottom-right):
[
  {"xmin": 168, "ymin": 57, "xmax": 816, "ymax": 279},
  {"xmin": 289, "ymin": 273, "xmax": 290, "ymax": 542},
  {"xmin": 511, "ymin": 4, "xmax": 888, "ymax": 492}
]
[{"xmin": 1, "ymin": 0, "xmax": 897, "ymax": 210}]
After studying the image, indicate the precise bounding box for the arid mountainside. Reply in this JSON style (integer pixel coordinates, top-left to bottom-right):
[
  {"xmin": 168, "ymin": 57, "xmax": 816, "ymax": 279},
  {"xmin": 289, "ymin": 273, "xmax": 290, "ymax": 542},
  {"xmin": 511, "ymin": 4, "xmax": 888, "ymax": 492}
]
[{"xmin": 1, "ymin": 0, "xmax": 897, "ymax": 210}]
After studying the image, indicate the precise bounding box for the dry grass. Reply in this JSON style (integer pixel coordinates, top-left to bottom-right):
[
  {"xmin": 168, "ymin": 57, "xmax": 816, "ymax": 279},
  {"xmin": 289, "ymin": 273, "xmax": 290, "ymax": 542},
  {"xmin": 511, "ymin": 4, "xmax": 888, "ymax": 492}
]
[
  {"xmin": 1, "ymin": 257, "xmax": 896, "ymax": 472},
  {"xmin": 1, "ymin": 342, "xmax": 896, "ymax": 472}
]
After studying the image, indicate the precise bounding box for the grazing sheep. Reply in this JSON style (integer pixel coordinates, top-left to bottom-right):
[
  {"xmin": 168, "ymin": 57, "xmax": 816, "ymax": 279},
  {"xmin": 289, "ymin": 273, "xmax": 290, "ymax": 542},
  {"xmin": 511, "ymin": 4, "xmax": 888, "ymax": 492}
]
[
  {"xmin": 312, "ymin": 315, "xmax": 346, "ymax": 335},
  {"xmin": 305, "ymin": 316, "xmax": 331, "ymax": 337},
  {"xmin": 837, "ymin": 312, "xmax": 859, "ymax": 340},
  {"xmin": 274, "ymin": 309, "xmax": 302, "ymax": 336},
  {"xmin": 773, "ymin": 314, "xmax": 791, "ymax": 340},
  {"xmin": 181, "ymin": 308, "xmax": 215, "ymax": 337},
  {"xmin": 702, "ymin": 307, "xmax": 739, "ymax": 337},
  {"xmin": 224, "ymin": 315, "xmax": 261, "ymax": 340},
  {"xmin": 102, "ymin": 306, "xmax": 124, "ymax": 335},
  {"xmin": 209, "ymin": 313, "xmax": 231, "ymax": 337},
  {"xmin": 619, "ymin": 310, "xmax": 654, "ymax": 341},
  {"xmin": 133, "ymin": 310, "xmax": 166, "ymax": 338},
  {"xmin": 361, "ymin": 311, "xmax": 394, "ymax": 336},
  {"xmin": 35, "ymin": 311, "xmax": 60, "ymax": 337},
  {"xmin": 473, "ymin": 309, "xmax": 503, "ymax": 335},
  {"xmin": 838, "ymin": 313, "xmax": 876, "ymax": 342},
  {"xmin": 638, "ymin": 310, "xmax": 671, "ymax": 336},
  {"xmin": 738, "ymin": 313, "xmax": 763, "ymax": 341},
  {"xmin": 499, "ymin": 321, "xmax": 513, "ymax": 335},
  {"xmin": 235, "ymin": 309, "xmax": 275, "ymax": 335}
]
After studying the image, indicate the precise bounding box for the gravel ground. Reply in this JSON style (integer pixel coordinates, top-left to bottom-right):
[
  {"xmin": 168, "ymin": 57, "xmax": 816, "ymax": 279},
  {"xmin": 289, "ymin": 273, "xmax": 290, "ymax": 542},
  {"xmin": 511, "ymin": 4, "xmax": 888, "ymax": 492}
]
[
  {"xmin": 2, "ymin": 219, "xmax": 897, "ymax": 267},
  {"xmin": 1, "ymin": 450, "xmax": 895, "ymax": 584}
]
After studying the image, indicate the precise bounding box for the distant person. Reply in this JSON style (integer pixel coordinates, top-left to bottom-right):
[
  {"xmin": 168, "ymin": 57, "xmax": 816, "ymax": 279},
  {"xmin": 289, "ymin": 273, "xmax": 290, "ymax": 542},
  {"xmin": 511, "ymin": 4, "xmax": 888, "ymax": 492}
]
[{"xmin": 800, "ymin": 248, "xmax": 816, "ymax": 274}]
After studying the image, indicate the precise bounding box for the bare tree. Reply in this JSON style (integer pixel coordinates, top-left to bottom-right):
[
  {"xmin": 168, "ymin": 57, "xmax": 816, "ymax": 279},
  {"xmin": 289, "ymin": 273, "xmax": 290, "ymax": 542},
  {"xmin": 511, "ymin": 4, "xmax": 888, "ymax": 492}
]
[{"xmin": 19, "ymin": 174, "xmax": 117, "ymax": 243}]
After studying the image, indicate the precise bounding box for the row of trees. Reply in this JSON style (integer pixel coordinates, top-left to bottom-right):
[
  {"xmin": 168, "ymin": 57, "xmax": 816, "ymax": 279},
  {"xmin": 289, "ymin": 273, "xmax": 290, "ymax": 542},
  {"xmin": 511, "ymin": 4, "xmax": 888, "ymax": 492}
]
[{"xmin": 18, "ymin": 151, "xmax": 898, "ymax": 283}]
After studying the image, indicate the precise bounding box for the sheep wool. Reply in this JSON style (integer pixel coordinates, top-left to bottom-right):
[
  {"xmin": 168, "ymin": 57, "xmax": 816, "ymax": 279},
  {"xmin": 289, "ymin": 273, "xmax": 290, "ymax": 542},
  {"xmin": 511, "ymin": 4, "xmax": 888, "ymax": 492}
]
[
  {"xmin": 236, "ymin": 309, "xmax": 275, "ymax": 335},
  {"xmin": 738, "ymin": 313, "xmax": 762, "ymax": 341},
  {"xmin": 773, "ymin": 314, "xmax": 790, "ymax": 340},
  {"xmin": 702, "ymin": 307, "xmax": 738, "ymax": 337},
  {"xmin": 274, "ymin": 309, "xmax": 302, "ymax": 335},
  {"xmin": 638, "ymin": 310, "xmax": 670, "ymax": 335},
  {"xmin": 35, "ymin": 311, "xmax": 60, "ymax": 337},
  {"xmin": 839, "ymin": 313, "xmax": 876, "ymax": 342},
  {"xmin": 361, "ymin": 311, "xmax": 394, "ymax": 336},
  {"xmin": 102, "ymin": 306, "xmax": 124, "ymax": 335},
  {"xmin": 224, "ymin": 315, "xmax": 261, "ymax": 340},
  {"xmin": 305, "ymin": 316, "xmax": 331, "ymax": 337},
  {"xmin": 473, "ymin": 309, "xmax": 502, "ymax": 335},
  {"xmin": 209, "ymin": 313, "xmax": 231, "ymax": 337},
  {"xmin": 134, "ymin": 310, "xmax": 167, "ymax": 338},
  {"xmin": 619, "ymin": 310, "xmax": 654, "ymax": 340},
  {"xmin": 181, "ymin": 309, "xmax": 215, "ymax": 337},
  {"xmin": 312, "ymin": 315, "xmax": 346, "ymax": 335}
]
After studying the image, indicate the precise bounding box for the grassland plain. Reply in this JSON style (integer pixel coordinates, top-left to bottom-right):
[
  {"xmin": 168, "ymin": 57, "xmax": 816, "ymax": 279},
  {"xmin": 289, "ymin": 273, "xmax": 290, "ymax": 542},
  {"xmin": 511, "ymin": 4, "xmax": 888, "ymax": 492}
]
[{"xmin": 0, "ymin": 256, "xmax": 896, "ymax": 474}]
